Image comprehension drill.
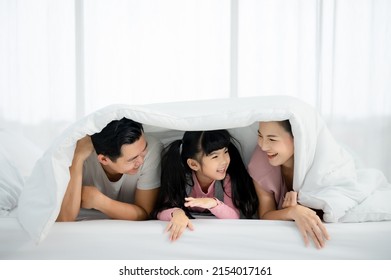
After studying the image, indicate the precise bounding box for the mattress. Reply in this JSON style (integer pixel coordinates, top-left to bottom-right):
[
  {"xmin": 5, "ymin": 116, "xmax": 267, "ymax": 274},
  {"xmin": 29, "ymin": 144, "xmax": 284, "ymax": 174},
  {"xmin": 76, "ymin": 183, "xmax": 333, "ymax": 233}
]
[{"xmin": 1, "ymin": 210, "xmax": 390, "ymax": 260}]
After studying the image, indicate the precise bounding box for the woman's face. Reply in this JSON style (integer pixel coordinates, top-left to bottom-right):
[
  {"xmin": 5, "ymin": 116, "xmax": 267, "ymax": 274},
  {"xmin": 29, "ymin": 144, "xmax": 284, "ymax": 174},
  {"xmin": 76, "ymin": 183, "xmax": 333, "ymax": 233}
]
[{"xmin": 257, "ymin": 121, "xmax": 294, "ymax": 168}]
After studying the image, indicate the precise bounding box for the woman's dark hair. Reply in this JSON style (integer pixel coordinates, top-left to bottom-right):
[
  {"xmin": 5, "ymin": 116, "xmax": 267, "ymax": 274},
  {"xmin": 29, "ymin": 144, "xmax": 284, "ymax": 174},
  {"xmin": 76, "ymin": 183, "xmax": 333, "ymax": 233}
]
[
  {"xmin": 279, "ymin": 120, "xmax": 293, "ymax": 137},
  {"xmin": 152, "ymin": 130, "xmax": 258, "ymax": 219},
  {"xmin": 91, "ymin": 117, "xmax": 144, "ymax": 161}
]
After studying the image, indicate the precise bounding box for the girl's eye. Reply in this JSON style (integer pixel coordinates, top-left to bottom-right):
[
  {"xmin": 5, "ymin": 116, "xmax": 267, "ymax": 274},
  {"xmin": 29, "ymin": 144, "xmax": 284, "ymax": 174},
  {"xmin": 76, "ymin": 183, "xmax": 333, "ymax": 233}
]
[{"xmin": 269, "ymin": 138, "xmax": 276, "ymax": 142}]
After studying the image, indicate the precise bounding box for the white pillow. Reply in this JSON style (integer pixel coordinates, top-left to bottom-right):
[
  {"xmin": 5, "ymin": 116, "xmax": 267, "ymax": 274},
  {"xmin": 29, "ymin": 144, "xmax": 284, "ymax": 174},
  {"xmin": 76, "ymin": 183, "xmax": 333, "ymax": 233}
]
[
  {"xmin": 339, "ymin": 169, "xmax": 391, "ymax": 222},
  {"xmin": 0, "ymin": 130, "xmax": 43, "ymax": 215},
  {"xmin": 0, "ymin": 130, "xmax": 42, "ymax": 180},
  {"xmin": 340, "ymin": 190, "xmax": 391, "ymax": 222},
  {"xmin": 0, "ymin": 157, "xmax": 24, "ymax": 215}
]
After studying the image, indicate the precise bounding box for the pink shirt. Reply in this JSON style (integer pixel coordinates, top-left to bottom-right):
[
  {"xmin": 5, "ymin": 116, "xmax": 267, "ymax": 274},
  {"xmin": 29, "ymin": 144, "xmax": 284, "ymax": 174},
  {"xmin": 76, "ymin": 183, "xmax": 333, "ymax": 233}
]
[
  {"xmin": 157, "ymin": 172, "xmax": 240, "ymax": 220},
  {"xmin": 247, "ymin": 145, "xmax": 287, "ymax": 209}
]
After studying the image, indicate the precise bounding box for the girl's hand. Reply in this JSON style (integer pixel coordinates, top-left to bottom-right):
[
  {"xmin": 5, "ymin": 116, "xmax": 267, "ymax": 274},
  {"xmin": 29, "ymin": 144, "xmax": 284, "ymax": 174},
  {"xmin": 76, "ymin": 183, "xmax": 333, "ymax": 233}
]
[
  {"xmin": 165, "ymin": 209, "xmax": 194, "ymax": 241},
  {"xmin": 184, "ymin": 197, "xmax": 218, "ymax": 209},
  {"xmin": 282, "ymin": 191, "xmax": 298, "ymax": 208},
  {"xmin": 290, "ymin": 205, "xmax": 331, "ymax": 249}
]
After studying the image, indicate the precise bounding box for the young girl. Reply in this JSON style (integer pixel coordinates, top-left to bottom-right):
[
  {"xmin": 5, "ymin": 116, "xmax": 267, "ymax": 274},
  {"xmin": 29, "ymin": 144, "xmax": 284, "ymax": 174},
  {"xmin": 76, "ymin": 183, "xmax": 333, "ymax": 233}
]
[
  {"xmin": 248, "ymin": 120, "xmax": 330, "ymax": 249},
  {"xmin": 152, "ymin": 129, "xmax": 258, "ymax": 241}
]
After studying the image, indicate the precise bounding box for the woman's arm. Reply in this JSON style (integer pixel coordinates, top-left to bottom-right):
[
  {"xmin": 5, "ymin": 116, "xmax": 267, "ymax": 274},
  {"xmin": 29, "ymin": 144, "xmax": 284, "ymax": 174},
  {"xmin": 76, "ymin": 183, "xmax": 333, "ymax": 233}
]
[{"xmin": 254, "ymin": 180, "xmax": 330, "ymax": 249}]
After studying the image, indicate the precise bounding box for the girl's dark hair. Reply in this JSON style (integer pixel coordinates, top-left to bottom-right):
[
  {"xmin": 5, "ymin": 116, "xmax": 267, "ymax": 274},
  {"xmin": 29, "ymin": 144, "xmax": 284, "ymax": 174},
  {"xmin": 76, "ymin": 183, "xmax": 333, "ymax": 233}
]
[
  {"xmin": 151, "ymin": 130, "xmax": 258, "ymax": 219},
  {"xmin": 91, "ymin": 117, "xmax": 144, "ymax": 161}
]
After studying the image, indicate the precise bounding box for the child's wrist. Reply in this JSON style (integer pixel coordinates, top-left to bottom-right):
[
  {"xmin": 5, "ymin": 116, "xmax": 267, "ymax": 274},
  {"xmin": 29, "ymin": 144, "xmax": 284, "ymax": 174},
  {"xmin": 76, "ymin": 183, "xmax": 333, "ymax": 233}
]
[
  {"xmin": 209, "ymin": 198, "xmax": 221, "ymax": 209},
  {"xmin": 171, "ymin": 208, "xmax": 183, "ymax": 218}
]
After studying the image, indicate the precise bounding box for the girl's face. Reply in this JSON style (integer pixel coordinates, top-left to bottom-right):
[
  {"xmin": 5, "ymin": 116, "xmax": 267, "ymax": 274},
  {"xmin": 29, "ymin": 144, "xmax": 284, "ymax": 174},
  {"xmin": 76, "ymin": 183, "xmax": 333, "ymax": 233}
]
[
  {"xmin": 257, "ymin": 121, "xmax": 294, "ymax": 168},
  {"xmin": 189, "ymin": 147, "xmax": 230, "ymax": 184}
]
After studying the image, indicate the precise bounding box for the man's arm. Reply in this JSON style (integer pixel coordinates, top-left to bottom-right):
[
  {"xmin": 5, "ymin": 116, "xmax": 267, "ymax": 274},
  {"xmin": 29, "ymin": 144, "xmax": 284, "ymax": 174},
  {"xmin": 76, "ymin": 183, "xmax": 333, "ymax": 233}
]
[
  {"xmin": 56, "ymin": 136, "xmax": 94, "ymax": 222},
  {"xmin": 81, "ymin": 187, "xmax": 159, "ymax": 220}
]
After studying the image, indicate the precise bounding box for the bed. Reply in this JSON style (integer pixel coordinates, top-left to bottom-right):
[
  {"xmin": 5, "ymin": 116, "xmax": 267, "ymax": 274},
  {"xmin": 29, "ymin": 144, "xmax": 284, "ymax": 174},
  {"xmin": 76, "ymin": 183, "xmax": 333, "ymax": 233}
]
[
  {"xmin": 1, "ymin": 210, "xmax": 391, "ymax": 260},
  {"xmin": 1, "ymin": 96, "xmax": 391, "ymax": 262}
]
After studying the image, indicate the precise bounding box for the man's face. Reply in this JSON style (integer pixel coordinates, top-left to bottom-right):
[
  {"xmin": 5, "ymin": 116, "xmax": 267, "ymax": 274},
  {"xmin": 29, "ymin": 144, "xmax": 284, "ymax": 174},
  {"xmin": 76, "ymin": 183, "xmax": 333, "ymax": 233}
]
[{"xmin": 105, "ymin": 134, "xmax": 148, "ymax": 175}]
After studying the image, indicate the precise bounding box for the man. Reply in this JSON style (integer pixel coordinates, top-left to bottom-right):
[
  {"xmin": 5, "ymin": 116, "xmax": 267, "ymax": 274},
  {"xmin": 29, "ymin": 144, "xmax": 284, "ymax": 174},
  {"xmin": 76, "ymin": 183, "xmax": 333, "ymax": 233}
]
[{"xmin": 57, "ymin": 117, "xmax": 162, "ymax": 221}]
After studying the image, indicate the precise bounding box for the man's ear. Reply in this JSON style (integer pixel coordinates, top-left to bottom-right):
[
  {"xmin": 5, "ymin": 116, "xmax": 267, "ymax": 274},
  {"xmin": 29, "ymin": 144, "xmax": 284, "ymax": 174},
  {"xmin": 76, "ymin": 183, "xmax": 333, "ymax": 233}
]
[
  {"xmin": 187, "ymin": 158, "xmax": 200, "ymax": 171},
  {"xmin": 97, "ymin": 154, "xmax": 111, "ymax": 165}
]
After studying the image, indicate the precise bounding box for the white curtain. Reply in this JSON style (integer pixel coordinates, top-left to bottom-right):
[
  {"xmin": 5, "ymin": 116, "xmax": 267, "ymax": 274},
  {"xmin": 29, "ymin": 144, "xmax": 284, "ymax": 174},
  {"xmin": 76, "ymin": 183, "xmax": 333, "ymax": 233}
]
[
  {"xmin": 82, "ymin": 0, "xmax": 230, "ymax": 114},
  {"xmin": 1, "ymin": 0, "xmax": 390, "ymax": 179},
  {"xmin": 0, "ymin": 0, "xmax": 76, "ymax": 123}
]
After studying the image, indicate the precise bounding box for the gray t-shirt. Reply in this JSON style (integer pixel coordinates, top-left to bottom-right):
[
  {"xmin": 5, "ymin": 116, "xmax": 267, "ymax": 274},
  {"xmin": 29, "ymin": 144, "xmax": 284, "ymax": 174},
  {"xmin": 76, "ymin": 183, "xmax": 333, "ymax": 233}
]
[{"xmin": 82, "ymin": 135, "xmax": 162, "ymax": 204}]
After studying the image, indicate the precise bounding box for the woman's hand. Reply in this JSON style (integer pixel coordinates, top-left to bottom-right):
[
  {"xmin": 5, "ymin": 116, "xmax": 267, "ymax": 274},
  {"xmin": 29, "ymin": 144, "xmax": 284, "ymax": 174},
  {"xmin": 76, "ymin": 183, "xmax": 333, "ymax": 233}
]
[
  {"xmin": 184, "ymin": 197, "xmax": 218, "ymax": 209},
  {"xmin": 165, "ymin": 209, "xmax": 194, "ymax": 242},
  {"xmin": 290, "ymin": 205, "xmax": 330, "ymax": 249},
  {"xmin": 282, "ymin": 191, "xmax": 298, "ymax": 208}
]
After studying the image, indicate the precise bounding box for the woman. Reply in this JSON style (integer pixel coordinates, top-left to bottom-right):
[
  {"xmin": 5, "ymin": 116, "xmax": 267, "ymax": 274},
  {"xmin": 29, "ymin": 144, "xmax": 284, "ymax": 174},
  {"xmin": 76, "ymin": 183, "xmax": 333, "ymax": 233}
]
[{"xmin": 248, "ymin": 120, "xmax": 330, "ymax": 249}]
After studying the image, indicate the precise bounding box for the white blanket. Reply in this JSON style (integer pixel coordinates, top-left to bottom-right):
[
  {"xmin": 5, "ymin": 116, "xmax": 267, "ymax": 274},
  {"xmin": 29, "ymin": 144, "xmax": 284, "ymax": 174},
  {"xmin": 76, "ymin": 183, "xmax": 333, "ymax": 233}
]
[{"xmin": 17, "ymin": 96, "xmax": 391, "ymax": 243}]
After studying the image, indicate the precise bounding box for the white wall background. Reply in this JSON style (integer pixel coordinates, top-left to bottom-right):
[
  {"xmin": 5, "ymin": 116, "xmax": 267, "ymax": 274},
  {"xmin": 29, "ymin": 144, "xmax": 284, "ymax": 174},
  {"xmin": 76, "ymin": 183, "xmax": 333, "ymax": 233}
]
[{"xmin": 1, "ymin": 0, "xmax": 390, "ymax": 180}]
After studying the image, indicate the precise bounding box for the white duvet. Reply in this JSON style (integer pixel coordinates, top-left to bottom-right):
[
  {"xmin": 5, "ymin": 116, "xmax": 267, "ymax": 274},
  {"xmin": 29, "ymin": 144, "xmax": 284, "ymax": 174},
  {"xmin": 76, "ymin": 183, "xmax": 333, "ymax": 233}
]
[{"xmin": 17, "ymin": 96, "xmax": 391, "ymax": 243}]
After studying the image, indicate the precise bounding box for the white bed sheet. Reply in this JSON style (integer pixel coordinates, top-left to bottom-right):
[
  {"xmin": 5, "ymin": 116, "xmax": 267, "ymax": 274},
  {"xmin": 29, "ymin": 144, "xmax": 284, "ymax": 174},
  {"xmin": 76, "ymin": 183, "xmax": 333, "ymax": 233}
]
[{"xmin": 1, "ymin": 212, "xmax": 390, "ymax": 260}]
